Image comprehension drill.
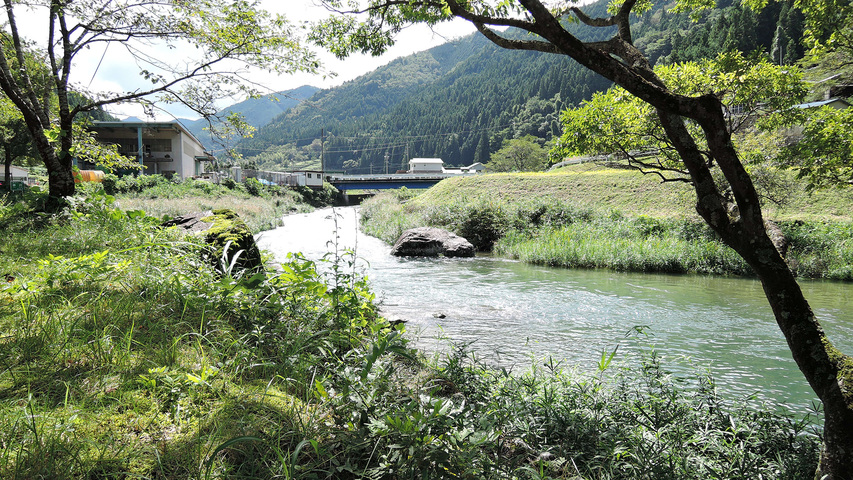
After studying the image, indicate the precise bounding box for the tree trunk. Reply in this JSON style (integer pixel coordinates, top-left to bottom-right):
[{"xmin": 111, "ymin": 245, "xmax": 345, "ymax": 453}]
[
  {"xmin": 690, "ymin": 111, "xmax": 853, "ymax": 480},
  {"xmin": 3, "ymin": 147, "xmax": 11, "ymax": 193},
  {"xmin": 653, "ymin": 104, "xmax": 853, "ymax": 478},
  {"xmin": 750, "ymin": 247, "xmax": 853, "ymax": 480}
]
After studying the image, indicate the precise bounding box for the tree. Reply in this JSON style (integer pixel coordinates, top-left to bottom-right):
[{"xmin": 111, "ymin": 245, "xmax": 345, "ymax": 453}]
[
  {"xmin": 0, "ymin": 0, "xmax": 318, "ymax": 203},
  {"xmin": 0, "ymin": 96, "xmax": 35, "ymax": 192},
  {"xmin": 489, "ymin": 134, "xmax": 548, "ymax": 172},
  {"xmin": 554, "ymin": 51, "xmax": 806, "ymax": 178},
  {"xmin": 783, "ymin": 106, "xmax": 853, "ymax": 189},
  {"xmin": 313, "ymin": 1, "xmax": 853, "ymax": 477}
]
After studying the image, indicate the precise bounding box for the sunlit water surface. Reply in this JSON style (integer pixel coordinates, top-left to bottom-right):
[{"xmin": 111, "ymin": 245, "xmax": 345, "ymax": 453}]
[{"xmin": 256, "ymin": 207, "xmax": 853, "ymax": 415}]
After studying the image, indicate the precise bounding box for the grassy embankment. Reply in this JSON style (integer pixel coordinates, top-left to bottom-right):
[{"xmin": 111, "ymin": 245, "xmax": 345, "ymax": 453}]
[
  {"xmin": 0, "ymin": 179, "xmax": 822, "ymax": 479},
  {"xmin": 361, "ymin": 163, "xmax": 853, "ymax": 279}
]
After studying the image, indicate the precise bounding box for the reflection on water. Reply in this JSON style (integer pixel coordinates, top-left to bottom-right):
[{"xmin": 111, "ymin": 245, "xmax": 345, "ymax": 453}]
[{"xmin": 257, "ymin": 207, "xmax": 853, "ymax": 414}]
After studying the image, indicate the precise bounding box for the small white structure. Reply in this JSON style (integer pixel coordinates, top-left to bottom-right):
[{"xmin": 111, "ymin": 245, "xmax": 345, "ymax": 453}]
[
  {"xmin": 2, "ymin": 165, "xmax": 31, "ymax": 189},
  {"xmin": 90, "ymin": 121, "xmax": 215, "ymax": 180},
  {"xmin": 300, "ymin": 171, "xmax": 324, "ymax": 188},
  {"xmin": 409, "ymin": 158, "xmax": 445, "ymax": 173},
  {"xmin": 793, "ymin": 98, "xmax": 851, "ymax": 110},
  {"xmin": 9, "ymin": 165, "xmax": 30, "ymax": 183},
  {"xmin": 461, "ymin": 162, "xmax": 486, "ymax": 174}
]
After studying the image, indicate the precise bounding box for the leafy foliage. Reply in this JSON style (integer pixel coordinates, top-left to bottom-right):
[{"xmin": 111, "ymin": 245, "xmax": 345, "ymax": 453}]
[
  {"xmin": 781, "ymin": 106, "xmax": 853, "ymax": 189},
  {"xmin": 551, "ymin": 52, "xmax": 807, "ymax": 178},
  {"xmin": 488, "ymin": 135, "xmax": 549, "ymax": 172},
  {"xmin": 240, "ymin": 0, "xmax": 801, "ymax": 174}
]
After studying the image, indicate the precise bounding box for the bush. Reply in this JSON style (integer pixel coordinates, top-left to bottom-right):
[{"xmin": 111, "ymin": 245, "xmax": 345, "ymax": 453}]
[
  {"xmin": 244, "ymin": 177, "xmax": 263, "ymax": 196},
  {"xmin": 102, "ymin": 173, "xmax": 120, "ymax": 195},
  {"xmin": 221, "ymin": 176, "xmax": 237, "ymax": 189},
  {"xmin": 296, "ymin": 183, "xmax": 338, "ymax": 207},
  {"xmin": 458, "ymin": 201, "xmax": 510, "ymax": 251}
]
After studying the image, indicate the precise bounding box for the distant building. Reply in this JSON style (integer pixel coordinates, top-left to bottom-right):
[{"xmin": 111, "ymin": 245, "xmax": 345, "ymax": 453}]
[
  {"xmin": 89, "ymin": 121, "xmax": 216, "ymax": 179},
  {"xmin": 409, "ymin": 158, "xmax": 445, "ymax": 173},
  {"xmin": 784, "ymin": 97, "xmax": 851, "ymax": 143},
  {"xmin": 461, "ymin": 162, "xmax": 486, "ymax": 174},
  {"xmin": 302, "ymin": 171, "xmax": 325, "ymax": 188},
  {"xmin": 230, "ymin": 167, "xmax": 325, "ymax": 189},
  {"xmin": 1, "ymin": 165, "xmax": 32, "ymax": 190},
  {"xmin": 409, "ymin": 158, "xmax": 485, "ymax": 175},
  {"xmin": 792, "ymin": 98, "xmax": 851, "ymax": 111}
]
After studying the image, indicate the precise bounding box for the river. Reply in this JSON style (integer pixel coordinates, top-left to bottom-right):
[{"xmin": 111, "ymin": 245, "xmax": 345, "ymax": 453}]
[{"xmin": 256, "ymin": 207, "xmax": 853, "ymax": 415}]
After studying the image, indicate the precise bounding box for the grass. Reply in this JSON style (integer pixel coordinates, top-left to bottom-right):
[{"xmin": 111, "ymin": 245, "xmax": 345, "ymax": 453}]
[
  {"xmin": 0, "ymin": 186, "xmax": 824, "ymax": 479},
  {"xmin": 100, "ymin": 175, "xmax": 324, "ymax": 233},
  {"xmin": 360, "ymin": 164, "xmax": 853, "ymax": 279}
]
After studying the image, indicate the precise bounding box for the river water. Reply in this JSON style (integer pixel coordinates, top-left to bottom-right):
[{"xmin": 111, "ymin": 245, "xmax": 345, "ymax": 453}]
[{"xmin": 256, "ymin": 207, "xmax": 853, "ymax": 414}]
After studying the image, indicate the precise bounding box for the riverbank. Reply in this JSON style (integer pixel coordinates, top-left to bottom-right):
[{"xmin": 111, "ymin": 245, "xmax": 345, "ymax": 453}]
[
  {"xmin": 360, "ymin": 164, "xmax": 853, "ymax": 279},
  {"xmin": 0, "ymin": 189, "xmax": 822, "ymax": 478},
  {"xmin": 102, "ymin": 174, "xmax": 338, "ymax": 233}
]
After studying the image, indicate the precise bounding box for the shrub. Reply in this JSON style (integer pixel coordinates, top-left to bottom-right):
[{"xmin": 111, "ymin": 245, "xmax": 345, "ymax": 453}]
[
  {"xmin": 102, "ymin": 173, "xmax": 120, "ymax": 195},
  {"xmin": 244, "ymin": 177, "xmax": 263, "ymax": 196},
  {"xmin": 458, "ymin": 201, "xmax": 510, "ymax": 251}
]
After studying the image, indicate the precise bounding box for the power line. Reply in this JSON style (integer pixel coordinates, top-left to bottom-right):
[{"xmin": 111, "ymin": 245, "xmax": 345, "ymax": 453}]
[{"xmin": 210, "ymin": 121, "xmax": 517, "ymax": 157}]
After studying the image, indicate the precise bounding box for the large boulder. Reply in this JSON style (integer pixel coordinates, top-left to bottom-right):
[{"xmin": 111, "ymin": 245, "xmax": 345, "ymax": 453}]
[
  {"xmin": 391, "ymin": 227, "xmax": 475, "ymax": 258},
  {"xmin": 163, "ymin": 209, "xmax": 264, "ymax": 276}
]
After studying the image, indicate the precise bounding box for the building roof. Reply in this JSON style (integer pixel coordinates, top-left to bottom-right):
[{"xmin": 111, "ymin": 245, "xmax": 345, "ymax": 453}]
[
  {"xmin": 9, "ymin": 165, "xmax": 29, "ymax": 176},
  {"xmin": 91, "ymin": 120, "xmax": 206, "ymax": 148},
  {"xmin": 409, "ymin": 158, "xmax": 444, "ymax": 164},
  {"xmin": 793, "ymin": 98, "xmax": 851, "ymax": 109}
]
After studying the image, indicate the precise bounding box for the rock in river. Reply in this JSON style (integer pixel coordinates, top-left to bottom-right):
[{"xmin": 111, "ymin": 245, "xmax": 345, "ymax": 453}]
[{"xmin": 391, "ymin": 227, "xmax": 475, "ymax": 258}]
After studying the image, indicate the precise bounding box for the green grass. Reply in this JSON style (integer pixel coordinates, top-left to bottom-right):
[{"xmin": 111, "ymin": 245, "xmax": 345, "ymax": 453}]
[
  {"xmin": 361, "ymin": 165, "xmax": 853, "ymax": 279},
  {"xmin": 0, "ymin": 187, "xmax": 823, "ymax": 479}
]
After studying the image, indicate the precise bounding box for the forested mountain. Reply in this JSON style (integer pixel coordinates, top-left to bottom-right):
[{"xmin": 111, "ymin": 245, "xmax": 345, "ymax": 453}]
[
  {"xmin": 234, "ymin": 0, "xmax": 804, "ymax": 173},
  {"xmin": 179, "ymin": 85, "xmax": 319, "ymax": 147}
]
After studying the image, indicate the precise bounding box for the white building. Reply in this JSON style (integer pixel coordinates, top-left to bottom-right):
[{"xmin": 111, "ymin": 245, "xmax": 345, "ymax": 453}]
[
  {"xmin": 409, "ymin": 158, "xmax": 445, "ymax": 173},
  {"xmin": 1, "ymin": 165, "xmax": 31, "ymax": 190},
  {"xmin": 462, "ymin": 162, "xmax": 486, "ymax": 174},
  {"xmin": 89, "ymin": 121, "xmax": 216, "ymax": 179}
]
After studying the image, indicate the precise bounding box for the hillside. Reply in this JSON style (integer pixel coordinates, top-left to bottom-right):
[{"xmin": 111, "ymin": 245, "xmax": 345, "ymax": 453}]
[
  {"xmin": 179, "ymin": 85, "xmax": 320, "ymax": 148},
  {"xmin": 412, "ymin": 163, "xmax": 853, "ymax": 223},
  {"xmin": 233, "ymin": 0, "xmax": 803, "ymax": 174}
]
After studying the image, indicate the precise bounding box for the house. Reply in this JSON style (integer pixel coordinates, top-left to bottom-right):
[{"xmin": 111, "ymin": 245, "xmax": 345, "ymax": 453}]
[
  {"xmin": 1, "ymin": 165, "xmax": 31, "ymax": 190},
  {"xmin": 89, "ymin": 121, "xmax": 216, "ymax": 179},
  {"xmin": 409, "ymin": 158, "xmax": 445, "ymax": 173},
  {"xmin": 792, "ymin": 98, "xmax": 851, "ymax": 111},
  {"xmin": 461, "ymin": 162, "xmax": 486, "ymax": 174}
]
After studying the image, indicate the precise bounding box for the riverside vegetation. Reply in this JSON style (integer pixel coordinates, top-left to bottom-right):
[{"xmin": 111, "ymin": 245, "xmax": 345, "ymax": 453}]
[
  {"xmin": 0, "ymin": 179, "xmax": 824, "ymax": 479},
  {"xmin": 361, "ymin": 164, "xmax": 853, "ymax": 280}
]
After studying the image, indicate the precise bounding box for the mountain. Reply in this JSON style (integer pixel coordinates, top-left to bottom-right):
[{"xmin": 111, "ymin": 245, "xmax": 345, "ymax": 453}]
[
  {"xmin": 178, "ymin": 85, "xmax": 320, "ymax": 146},
  {"xmin": 230, "ymin": 0, "xmax": 803, "ymax": 173}
]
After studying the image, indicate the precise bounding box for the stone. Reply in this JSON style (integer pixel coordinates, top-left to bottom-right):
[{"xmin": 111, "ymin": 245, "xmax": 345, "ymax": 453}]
[
  {"xmin": 161, "ymin": 210, "xmax": 214, "ymax": 232},
  {"xmin": 163, "ymin": 209, "xmax": 264, "ymax": 276},
  {"xmin": 391, "ymin": 227, "xmax": 475, "ymax": 258}
]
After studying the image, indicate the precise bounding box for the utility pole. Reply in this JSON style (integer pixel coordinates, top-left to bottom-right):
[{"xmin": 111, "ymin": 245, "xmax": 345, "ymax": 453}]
[
  {"xmin": 405, "ymin": 143, "xmax": 410, "ymax": 172},
  {"xmin": 384, "ymin": 152, "xmax": 389, "ymax": 175},
  {"xmin": 320, "ymin": 128, "xmax": 325, "ymax": 173}
]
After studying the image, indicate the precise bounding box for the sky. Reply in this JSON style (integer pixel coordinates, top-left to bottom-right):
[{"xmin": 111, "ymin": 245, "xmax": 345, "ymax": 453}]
[{"xmin": 10, "ymin": 1, "xmax": 476, "ymax": 121}]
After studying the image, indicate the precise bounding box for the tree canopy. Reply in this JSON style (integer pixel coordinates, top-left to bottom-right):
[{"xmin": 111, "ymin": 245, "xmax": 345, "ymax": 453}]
[
  {"xmin": 552, "ymin": 51, "xmax": 807, "ymax": 178},
  {"xmin": 489, "ymin": 134, "xmax": 548, "ymax": 172},
  {"xmin": 0, "ymin": 0, "xmax": 318, "ymax": 201}
]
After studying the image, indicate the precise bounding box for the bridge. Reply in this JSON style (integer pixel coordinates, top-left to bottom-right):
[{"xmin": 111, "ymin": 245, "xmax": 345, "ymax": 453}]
[{"xmin": 326, "ymin": 173, "xmax": 472, "ymax": 191}]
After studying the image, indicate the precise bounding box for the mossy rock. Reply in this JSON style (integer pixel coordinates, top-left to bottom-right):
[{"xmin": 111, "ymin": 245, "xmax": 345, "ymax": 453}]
[{"xmin": 201, "ymin": 209, "xmax": 264, "ymax": 276}]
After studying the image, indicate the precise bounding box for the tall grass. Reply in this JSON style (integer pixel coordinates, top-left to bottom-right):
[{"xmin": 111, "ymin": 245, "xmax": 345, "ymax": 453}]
[
  {"xmin": 0, "ymin": 188, "xmax": 822, "ymax": 479},
  {"xmin": 361, "ymin": 189, "xmax": 853, "ymax": 279},
  {"xmin": 97, "ymin": 174, "xmax": 336, "ymax": 233}
]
